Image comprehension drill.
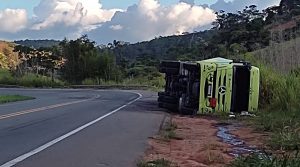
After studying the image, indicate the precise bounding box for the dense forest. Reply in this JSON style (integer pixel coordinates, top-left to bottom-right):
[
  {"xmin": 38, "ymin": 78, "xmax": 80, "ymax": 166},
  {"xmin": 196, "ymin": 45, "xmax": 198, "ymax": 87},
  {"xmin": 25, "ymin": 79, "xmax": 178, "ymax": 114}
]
[{"xmin": 0, "ymin": 0, "xmax": 299, "ymax": 86}]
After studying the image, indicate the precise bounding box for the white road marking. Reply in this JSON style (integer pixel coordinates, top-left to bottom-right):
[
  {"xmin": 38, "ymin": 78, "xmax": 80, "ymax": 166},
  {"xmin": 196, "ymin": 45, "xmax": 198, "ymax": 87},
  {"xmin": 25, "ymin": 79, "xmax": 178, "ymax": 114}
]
[{"xmin": 0, "ymin": 92, "xmax": 142, "ymax": 167}]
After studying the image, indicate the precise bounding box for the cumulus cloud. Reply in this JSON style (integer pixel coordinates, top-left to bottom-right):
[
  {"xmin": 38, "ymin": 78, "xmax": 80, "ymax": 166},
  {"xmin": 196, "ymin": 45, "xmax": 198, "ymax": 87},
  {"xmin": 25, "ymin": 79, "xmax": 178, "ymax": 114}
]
[
  {"xmin": 211, "ymin": 0, "xmax": 281, "ymax": 12},
  {"xmin": 0, "ymin": 0, "xmax": 122, "ymax": 41},
  {"xmin": 31, "ymin": 0, "xmax": 119, "ymax": 32},
  {"xmin": 88, "ymin": 0, "xmax": 216, "ymax": 44},
  {"xmin": 0, "ymin": 9, "xmax": 27, "ymax": 33}
]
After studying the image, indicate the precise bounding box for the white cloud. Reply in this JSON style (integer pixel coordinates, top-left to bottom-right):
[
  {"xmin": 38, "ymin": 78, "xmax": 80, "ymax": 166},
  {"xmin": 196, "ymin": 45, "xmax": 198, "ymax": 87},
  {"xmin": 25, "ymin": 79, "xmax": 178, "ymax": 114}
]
[
  {"xmin": 31, "ymin": 0, "xmax": 119, "ymax": 31},
  {"xmin": 0, "ymin": 9, "xmax": 27, "ymax": 33},
  {"xmin": 88, "ymin": 0, "xmax": 216, "ymax": 44},
  {"xmin": 0, "ymin": 0, "xmax": 122, "ymax": 41},
  {"xmin": 110, "ymin": 25, "xmax": 123, "ymax": 31},
  {"xmin": 211, "ymin": 0, "xmax": 281, "ymax": 12}
]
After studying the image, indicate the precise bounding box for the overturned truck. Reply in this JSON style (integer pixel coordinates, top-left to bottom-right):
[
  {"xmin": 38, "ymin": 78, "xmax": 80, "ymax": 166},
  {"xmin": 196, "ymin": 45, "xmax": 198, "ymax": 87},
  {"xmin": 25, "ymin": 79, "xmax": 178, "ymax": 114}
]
[{"xmin": 158, "ymin": 58, "xmax": 260, "ymax": 115}]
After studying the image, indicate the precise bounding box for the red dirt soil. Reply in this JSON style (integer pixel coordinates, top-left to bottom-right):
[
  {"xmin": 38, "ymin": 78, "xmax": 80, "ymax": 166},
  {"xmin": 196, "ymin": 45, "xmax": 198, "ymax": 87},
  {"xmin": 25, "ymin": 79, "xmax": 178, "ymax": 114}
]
[{"xmin": 143, "ymin": 116, "xmax": 267, "ymax": 167}]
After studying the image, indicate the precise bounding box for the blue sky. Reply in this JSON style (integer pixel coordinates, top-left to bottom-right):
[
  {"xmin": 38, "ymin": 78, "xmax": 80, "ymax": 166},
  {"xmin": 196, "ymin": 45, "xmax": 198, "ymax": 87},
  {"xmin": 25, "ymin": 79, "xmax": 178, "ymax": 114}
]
[{"xmin": 0, "ymin": 0, "xmax": 218, "ymax": 16}]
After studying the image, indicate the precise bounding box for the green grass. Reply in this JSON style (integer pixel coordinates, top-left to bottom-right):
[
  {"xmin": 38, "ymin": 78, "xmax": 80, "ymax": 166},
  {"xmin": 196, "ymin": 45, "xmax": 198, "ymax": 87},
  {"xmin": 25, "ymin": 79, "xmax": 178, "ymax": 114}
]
[
  {"xmin": 137, "ymin": 159, "xmax": 172, "ymax": 167},
  {"xmin": 225, "ymin": 53, "xmax": 300, "ymax": 166},
  {"xmin": 0, "ymin": 69, "xmax": 17, "ymax": 85},
  {"xmin": 252, "ymin": 110, "xmax": 300, "ymax": 151},
  {"xmin": 81, "ymin": 75, "xmax": 165, "ymax": 91},
  {"xmin": 161, "ymin": 122, "xmax": 183, "ymax": 141},
  {"xmin": 0, "ymin": 69, "xmax": 65, "ymax": 88},
  {"xmin": 18, "ymin": 73, "xmax": 65, "ymax": 88},
  {"xmin": 241, "ymin": 53, "xmax": 300, "ymax": 151},
  {"xmin": 0, "ymin": 95, "xmax": 35, "ymax": 104},
  {"xmin": 229, "ymin": 152, "xmax": 300, "ymax": 167},
  {"xmin": 250, "ymin": 72, "xmax": 300, "ymax": 151}
]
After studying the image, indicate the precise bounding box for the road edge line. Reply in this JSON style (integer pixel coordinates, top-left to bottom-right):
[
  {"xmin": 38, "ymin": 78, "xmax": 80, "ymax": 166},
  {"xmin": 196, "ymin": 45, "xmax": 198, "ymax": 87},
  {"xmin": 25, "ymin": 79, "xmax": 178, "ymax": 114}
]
[{"xmin": 0, "ymin": 92, "xmax": 142, "ymax": 167}]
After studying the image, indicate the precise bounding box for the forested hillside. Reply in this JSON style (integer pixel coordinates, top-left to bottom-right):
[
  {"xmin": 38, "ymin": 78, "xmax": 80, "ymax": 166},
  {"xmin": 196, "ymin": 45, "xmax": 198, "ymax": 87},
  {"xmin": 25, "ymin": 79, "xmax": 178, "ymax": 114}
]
[
  {"xmin": 112, "ymin": 30, "xmax": 216, "ymax": 62},
  {"xmin": 14, "ymin": 39, "xmax": 60, "ymax": 49}
]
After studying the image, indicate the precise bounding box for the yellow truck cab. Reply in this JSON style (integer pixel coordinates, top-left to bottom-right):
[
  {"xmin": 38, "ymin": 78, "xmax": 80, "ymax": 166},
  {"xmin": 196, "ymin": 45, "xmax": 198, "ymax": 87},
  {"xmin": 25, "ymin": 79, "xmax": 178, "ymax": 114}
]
[{"xmin": 158, "ymin": 57, "xmax": 259, "ymax": 115}]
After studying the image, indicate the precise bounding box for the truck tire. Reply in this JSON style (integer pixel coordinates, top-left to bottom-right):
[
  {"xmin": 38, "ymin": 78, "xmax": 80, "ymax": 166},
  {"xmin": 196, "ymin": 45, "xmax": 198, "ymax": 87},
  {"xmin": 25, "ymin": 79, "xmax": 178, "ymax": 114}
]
[
  {"xmin": 158, "ymin": 95, "xmax": 179, "ymax": 104},
  {"xmin": 178, "ymin": 94, "xmax": 194, "ymax": 115},
  {"xmin": 158, "ymin": 92, "xmax": 165, "ymax": 97},
  {"xmin": 158, "ymin": 102, "xmax": 164, "ymax": 108}
]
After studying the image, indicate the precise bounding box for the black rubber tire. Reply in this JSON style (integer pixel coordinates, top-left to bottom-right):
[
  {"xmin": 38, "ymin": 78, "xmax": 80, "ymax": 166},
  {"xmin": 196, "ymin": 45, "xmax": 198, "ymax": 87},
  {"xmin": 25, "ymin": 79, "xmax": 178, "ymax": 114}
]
[
  {"xmin": 158, "ymin": 92, "xmax": 165, "ymax": 97},
  {"xmin": 160, "ymin": 102, "xmax": 179, "ymax": 111},
  {"xmin": 158, "ymin": 95, "xmax": 179, "ymax": 104}
]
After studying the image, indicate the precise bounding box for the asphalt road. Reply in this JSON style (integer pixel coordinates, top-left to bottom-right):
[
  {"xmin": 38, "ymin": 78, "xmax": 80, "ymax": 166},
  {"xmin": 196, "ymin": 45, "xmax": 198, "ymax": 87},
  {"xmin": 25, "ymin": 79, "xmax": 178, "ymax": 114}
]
[{"xmin": 0, "ymin": 88, "xmax": 165, "ymax": 167}]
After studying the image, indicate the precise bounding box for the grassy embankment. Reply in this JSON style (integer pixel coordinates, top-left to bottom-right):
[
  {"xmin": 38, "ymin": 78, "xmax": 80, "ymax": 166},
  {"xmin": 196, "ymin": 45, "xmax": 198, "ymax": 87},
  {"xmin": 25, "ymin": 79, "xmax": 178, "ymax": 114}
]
[
  {"xmin": 0, "ymin": 69, "xmax": 65, "ymax": 88},
  {"xmin": 81, "ymin": 76, "xmax": 165, "ymax": 90},
  {"xmin": 0, "ymin": 95, "xmax": 34, "ymax": 104},
  {"xmin": 229, "ymin": 53, "xmax": 300, "ymax": 166},
  {"xmin": 0, "ymin": 68, "xmax": 164, "ymax": 90}
]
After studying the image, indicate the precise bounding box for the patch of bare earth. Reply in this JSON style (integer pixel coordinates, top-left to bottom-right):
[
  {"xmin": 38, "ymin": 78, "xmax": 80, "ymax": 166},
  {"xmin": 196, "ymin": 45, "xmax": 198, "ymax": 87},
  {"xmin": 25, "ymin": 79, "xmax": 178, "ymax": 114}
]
[
  {"xmin": 143, "ymin": 116, "xmax": 267, "ymax": 167},
  {"xmin": 230, "ymin": 126, "xmax": 269, "ymax": 150}
]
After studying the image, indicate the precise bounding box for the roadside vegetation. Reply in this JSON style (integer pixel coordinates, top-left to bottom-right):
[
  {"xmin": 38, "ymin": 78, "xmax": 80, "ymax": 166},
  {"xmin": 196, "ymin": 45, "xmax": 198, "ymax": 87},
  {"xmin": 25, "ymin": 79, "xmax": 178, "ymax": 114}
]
[
  {"xmin": 0, "ymin": 95, "xmax": 34, "ymax": 104},
  {"xmin": 137, "ymin": 159, "xmax": 172, "ymax": 167},
  {"xmin": 0, "ymin": 37, "xmax": 164, "ymax": 89},
  {"xmin": 227, "ymin": 53, "xmax": 300, "ymax": 166},
  {"xmin": 230, "ymin": 152, "xmax": 300, "ymax": 167},
  {"xmin": 162, "ymin": 121, "xmax": 181, "ymax": 141},
  {"xmin": 0, "ymin": 69, "xmax": 65, "ymax": 88}
]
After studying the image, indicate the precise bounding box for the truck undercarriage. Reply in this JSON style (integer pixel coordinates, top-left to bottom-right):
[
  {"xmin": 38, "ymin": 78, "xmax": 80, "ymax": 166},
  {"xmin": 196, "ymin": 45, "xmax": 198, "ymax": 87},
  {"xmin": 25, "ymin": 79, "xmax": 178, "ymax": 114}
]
[
  {"xmin": 158, "ymin": 58, "xmax": 260, "ymax": 115},
  {"xmin": 158, "ymin": 61, "xmax": 200, "ymax": 114}
]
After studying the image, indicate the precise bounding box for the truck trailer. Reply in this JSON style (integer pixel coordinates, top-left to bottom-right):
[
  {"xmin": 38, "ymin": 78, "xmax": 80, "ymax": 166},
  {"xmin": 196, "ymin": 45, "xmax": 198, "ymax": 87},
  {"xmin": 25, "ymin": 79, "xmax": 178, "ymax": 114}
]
[{"xmin": 158, "ymin": 57, "xmax": 260, "ymax": 115}]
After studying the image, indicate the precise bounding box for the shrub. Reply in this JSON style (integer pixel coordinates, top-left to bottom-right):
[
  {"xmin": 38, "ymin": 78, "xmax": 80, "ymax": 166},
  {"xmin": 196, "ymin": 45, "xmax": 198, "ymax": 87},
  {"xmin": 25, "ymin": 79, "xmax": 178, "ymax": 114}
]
[
  {"xmin": 0, "ymin": 69, "xmax": 17, "ymax": 85},
  {"xmin": 229, "ymin": 152, "xmax": 300, "ymax": 167},
  {"xmin": 138, "ymin": 159, "xmax": 172, "ymax": 167},
  {"xmin": 82, "ymin": 78, "xmax": 97, "ymax": 85},
  {"xmin": 18, "ymin": 73, "xmax": 65, "ymax": 87}
]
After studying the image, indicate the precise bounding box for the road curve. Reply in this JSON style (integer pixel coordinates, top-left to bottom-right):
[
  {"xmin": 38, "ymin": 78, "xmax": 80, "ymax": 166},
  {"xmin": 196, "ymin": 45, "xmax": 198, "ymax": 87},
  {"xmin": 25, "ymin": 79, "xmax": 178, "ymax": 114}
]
[{"xmin": 0, "ymin": 88, "xmax": 165, "ymax": 167}]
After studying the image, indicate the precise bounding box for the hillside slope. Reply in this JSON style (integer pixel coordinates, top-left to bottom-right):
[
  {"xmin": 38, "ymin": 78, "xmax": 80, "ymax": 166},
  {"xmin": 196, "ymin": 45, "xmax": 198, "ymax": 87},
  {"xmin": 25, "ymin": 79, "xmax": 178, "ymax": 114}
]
[
  {"xmin": 253, "ymin": 37, "xmax": 300, "ymax": 72},
  {"xmin": 14, "ymin": 39, "xmax": 60, "ymax": 49},
  {"xmin": 113, "ymin": 30, "xmax": 216, "ymax": 61}
]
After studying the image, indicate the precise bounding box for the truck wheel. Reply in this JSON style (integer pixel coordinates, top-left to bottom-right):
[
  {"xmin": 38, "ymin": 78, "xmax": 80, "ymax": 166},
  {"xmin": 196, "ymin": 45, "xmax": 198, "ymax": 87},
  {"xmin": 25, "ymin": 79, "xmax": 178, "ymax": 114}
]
[
  {"xmin": 158, "ymin": 95, "xmax": 179, "ymax": 104},
  {"xmin": 178, "ymin": 94, "xmax": 195, "ymax": 115},
  {"xmin": 158, "ymin": 92, "xmax": 165, "ymax": 97},
  {"xmin": 178, "ymin": 97, "xmax": 183, "ymax": 114}
]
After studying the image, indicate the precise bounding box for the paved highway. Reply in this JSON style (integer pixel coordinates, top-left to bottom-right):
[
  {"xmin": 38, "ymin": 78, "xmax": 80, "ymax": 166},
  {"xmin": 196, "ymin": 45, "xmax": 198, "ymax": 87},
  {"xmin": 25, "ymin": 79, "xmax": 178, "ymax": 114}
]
[{"xmin": 0, "ymin": 88, "xmax": 165, "ymax": 167}]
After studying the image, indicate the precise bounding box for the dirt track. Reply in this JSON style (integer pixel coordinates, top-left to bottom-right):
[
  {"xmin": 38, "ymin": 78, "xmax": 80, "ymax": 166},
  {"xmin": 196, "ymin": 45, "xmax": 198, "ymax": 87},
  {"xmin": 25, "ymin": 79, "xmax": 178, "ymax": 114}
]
[{"xmin": 143, "ymin": 115, "xmax": 267, "ymax": 167}]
